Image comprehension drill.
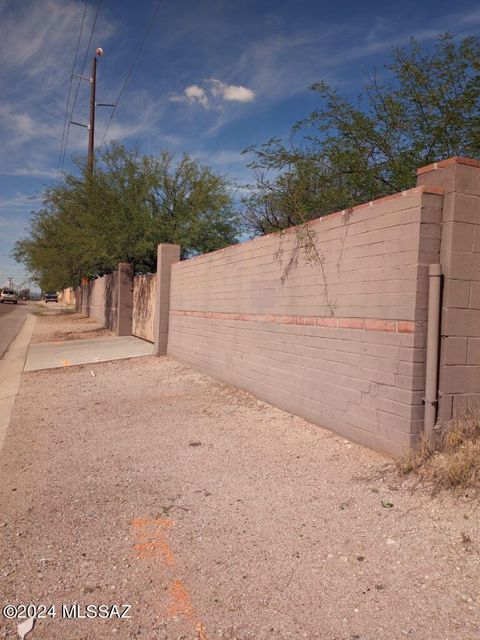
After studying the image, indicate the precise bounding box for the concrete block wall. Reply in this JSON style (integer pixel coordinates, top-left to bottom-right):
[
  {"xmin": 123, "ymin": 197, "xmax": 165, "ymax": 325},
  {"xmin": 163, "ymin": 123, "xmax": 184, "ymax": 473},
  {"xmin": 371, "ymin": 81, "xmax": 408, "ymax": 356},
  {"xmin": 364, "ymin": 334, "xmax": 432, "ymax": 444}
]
[
  {"xmin": 79, "ymin": 272, "xmax": 119, "ymax": 330},
  {"xmin": 77, "ymin": 263, "xmax": 133, "ymax": 335},
  {"xmin": 417, "ymin": 157, "xmax": 480, "ymax": 420},
  {"xmin": 154, "ymin": 243, "xmax": 180, "ymax": 355},
  {"xmin": 115, "ymin": 262, "xmax": 134, "ymax": 336},
  {"xmin": 71, "ymin": 157, "xmax": 479, "ymax": 451},
  {"xmin": 132, "ymin": 274, "xmax": 157, "ymax": 342},
  {"xmin": 167, "ymin": 185, "xmax": 444, "ymax": 455},
  {"xmin": 58, "ymin": 287, "xmax": 76, "ymax": 305}
]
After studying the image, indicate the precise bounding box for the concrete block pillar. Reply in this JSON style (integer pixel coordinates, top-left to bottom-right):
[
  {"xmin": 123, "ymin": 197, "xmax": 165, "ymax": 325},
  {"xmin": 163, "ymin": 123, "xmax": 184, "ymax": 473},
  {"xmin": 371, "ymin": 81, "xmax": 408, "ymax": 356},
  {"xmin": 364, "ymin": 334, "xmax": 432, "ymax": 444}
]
[
  {"xmin": 154, "ymin": 243, "xmax": 180, "ymax": 355},
  {"xmin": 417, "ymin": 157, "xmax": 480, "ymax": 421},
  {"xmin": 116, "ymin": 262, "xmax": 134, "ymax": 336}
]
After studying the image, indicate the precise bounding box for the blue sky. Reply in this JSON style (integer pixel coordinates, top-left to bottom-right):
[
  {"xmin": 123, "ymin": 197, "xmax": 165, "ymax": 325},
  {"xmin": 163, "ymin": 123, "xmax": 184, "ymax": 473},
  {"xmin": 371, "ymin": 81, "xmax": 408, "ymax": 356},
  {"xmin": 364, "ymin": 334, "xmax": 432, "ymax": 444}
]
[{"xmin": 1, "ymin": 0, "xmax": 480, "ymax": 288}]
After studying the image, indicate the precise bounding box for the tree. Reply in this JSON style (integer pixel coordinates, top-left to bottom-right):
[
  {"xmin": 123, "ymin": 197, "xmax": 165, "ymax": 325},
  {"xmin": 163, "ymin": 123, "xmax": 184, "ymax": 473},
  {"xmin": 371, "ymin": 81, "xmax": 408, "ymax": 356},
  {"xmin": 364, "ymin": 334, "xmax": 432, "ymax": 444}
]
[
  {"xmin": 243, "ymin": 34, "xmax": 480, "ymax": 234},
  {"xmin": 13, "ymin": 144, "xmax": 239, "ymax": 290}
]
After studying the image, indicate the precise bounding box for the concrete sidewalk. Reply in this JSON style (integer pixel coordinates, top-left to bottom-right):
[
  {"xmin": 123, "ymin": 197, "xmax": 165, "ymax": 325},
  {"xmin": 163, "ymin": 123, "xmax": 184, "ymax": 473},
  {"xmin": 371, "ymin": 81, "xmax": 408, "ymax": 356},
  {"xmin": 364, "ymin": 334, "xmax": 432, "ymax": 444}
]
[{"xmin": 24, "ymin": 335, "xmax": 154, "ymax": 371}]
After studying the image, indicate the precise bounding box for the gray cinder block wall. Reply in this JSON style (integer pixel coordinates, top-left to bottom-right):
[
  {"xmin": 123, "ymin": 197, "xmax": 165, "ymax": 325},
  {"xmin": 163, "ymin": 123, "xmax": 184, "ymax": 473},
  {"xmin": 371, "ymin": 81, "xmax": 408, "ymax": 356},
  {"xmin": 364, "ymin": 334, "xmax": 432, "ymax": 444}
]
[
  {"xmin": 78, "ymin": 272, "xmax": 119, "ymax": 330},
  {"xmin": 154, "ymin": 243, "xmax": 180, "ymax": 355},
  {"xmin": 77, "ymin": 247, "xmax": 178, "ymax": 346},
  {"xmin": 166, "ymin": 157, "xmax": 480, "ymax": 454},
  {"xmin": 71, "ymin": 157, "xmax": 480, "ymax": 454},
  {"xmin": 132, "ymin": 274, "xmax": 157, "ymax": 342},
  {"xmin": 116, "ymin": 262, "xmax": 134, "ymax": 336},
  {"xmin": 417, "ymin": 157, "xmax": 480, "ymax": 421},
  {"xmin": 77, "ymin": 262, "xmax": 133, "ymax": 335},
  {"xmin": 167, "ymin": 186, "xmax": 444, "ymax": 455}
]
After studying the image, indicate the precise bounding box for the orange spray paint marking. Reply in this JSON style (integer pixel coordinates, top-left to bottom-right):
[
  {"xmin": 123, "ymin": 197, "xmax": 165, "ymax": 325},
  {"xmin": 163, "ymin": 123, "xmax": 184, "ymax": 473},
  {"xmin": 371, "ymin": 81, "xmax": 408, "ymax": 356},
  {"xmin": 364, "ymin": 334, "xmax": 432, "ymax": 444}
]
[
  {"xmin": 167, "ymin": 580, "xmax": 195, "ymax": 618},
  {"xmin": 195, "ymin": 622, "xmax": 209, "ymax": 640},
  {"xmin": 132, "ymin": 519, "xmax": 209, "ymax": 640},
  {"xmin": 131, "ymin": 517, "xmax": 175, "ymax": 565},
  {"xmin": 167, "ymin": 580, "xmax": 209, "ymax": 639},
  {"xmin": 133, "ymin": 539, "xmax": 174, "ymax": 564},
  {"xmin": 62, "ymin": 359, "xmax": 71, "ymax": 367}
]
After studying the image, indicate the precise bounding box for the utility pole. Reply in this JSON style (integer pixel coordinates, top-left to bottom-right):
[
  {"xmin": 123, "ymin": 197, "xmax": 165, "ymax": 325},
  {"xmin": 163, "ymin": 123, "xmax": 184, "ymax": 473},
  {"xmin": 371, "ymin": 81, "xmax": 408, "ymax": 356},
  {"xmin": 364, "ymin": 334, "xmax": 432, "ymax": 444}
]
[
  {"xmin": 87, "ymin": 55, "xmax": 97, "ymax": 174},
  {"xmin": 70, "ymin": 47, "xmax": 113, "ymax": 175}
]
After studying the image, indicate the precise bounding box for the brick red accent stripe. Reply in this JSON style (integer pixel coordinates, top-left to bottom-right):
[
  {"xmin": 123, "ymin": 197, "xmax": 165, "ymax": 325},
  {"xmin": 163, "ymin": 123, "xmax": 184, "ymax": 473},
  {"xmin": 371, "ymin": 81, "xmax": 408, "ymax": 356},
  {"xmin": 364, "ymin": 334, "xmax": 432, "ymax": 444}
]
[{"xmin": 170, "ymin": 310, "xmax": 415, "ymax": 333}]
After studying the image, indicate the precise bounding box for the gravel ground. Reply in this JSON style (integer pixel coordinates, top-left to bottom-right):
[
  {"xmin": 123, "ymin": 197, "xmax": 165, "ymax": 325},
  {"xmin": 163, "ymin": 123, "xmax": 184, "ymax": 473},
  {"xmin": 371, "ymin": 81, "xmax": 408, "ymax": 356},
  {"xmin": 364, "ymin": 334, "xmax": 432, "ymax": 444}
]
[
  {"xmin": 0, "ymin": 322, "xmax": 479, "ymax": 639},
  {"xmin": 30, "ymin": 312, "xmax": 114, "ymax": 344}
]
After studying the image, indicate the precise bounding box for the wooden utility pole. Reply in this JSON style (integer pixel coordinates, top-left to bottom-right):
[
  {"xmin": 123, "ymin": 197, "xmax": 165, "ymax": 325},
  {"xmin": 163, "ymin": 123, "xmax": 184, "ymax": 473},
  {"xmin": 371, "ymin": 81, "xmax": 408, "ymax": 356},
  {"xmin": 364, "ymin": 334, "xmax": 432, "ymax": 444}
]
[
  {"xmin": 87, "ymin": 55, "xmax": 97, "ymax": 175},
  {"xmin": 70, "ymin": 48, "xmax": 108, "ymax": 175}
]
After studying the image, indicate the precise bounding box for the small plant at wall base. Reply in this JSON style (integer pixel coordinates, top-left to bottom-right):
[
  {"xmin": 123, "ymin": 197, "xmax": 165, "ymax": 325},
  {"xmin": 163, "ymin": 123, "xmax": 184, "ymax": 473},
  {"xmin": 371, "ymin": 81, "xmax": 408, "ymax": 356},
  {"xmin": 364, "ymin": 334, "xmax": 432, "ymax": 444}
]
[
  {"xmin": 397, "ymin": 407, "xmax": 480, "ymax": 493},
  {"xmin": 242, "ymin": 33, "xmax": 480, "ymax": 236},
  {"xmin": 12, "ymin": 143, "xmax": 240, "ymax": 291}
]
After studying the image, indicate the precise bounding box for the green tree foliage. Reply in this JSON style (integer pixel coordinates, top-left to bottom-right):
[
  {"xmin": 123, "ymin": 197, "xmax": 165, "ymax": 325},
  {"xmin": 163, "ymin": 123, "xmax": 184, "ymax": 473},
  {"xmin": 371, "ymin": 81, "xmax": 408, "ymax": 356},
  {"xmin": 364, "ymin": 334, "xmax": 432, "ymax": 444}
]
[
  {"xmin": 13, "ymin": 143, "xmax": 239, "ymax": 290},
  {"xmin": 243, "ymin": 34, "xmax": 480, "ymax": 234}
]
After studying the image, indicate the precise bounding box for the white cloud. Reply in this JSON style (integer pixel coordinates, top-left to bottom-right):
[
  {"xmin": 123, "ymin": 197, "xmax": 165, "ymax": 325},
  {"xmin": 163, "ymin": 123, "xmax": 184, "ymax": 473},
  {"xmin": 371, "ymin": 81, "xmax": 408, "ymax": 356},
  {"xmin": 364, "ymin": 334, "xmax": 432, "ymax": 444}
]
[
  {"xmin": 0, "ymin": 0, "xmax": 116, "ymax": 176},
  {"xmin": 0, "ymin": 0, "xmax": 115, "ymax": 96},
  {"xmin": 209, "ymin": 79, "xmax": 255, "ymax": 103},
  {"xmin": 366, "ymin": 16, "xmax": 387, "ymax": 44},
  {"xmin": 0, "ymin": 194, "xmax": 40, "ymax": 209},
  {"xmin": 96, "ymin": 89, "xmax": 166, "ymax": 148},
  {"xmin": 170, "ymin": 79, "xmax": 255, "ymax": 109},
  {"xmin": 0, "ymin": 167, "xmax": 58, "ymax": 178},
  {"xmin": 212, "ymin": 6, "xmax": 480, "ymax": 134},
  {"xmin": 170, "ymin": 84, "xmax": 209, "ymax": 107},
  {"xmin": 185, "ymin": 84, "xmax": 209, "ymax": 107}
]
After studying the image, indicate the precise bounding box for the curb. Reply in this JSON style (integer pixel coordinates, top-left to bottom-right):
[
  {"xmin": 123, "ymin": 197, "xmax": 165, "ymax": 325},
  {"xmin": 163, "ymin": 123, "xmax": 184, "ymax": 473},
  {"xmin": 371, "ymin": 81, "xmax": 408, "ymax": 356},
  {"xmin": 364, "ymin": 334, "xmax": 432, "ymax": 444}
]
[{"xmin": 0, "ymin": 314, "xmax": 37, "ymax": 454}]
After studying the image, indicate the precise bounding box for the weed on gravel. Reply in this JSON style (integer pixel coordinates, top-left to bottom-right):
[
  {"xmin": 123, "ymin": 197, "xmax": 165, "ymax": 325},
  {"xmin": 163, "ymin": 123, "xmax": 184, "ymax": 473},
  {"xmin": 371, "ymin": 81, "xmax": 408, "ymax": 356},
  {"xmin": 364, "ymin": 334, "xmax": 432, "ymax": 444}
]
[{"xmin": 397, "ymin": 407, "xmax": 480, "ymax": 493}]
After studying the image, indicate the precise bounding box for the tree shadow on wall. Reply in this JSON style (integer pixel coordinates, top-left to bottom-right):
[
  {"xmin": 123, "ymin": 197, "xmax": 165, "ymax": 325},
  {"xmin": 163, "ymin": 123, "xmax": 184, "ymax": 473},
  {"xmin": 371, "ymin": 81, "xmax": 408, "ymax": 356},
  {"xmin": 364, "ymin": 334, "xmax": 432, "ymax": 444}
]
[
  {"xmin": 104, "ymin": 273, "xmax": 118, "ymax": 331},
  {"xmin": 132, "ymin": 274, "xmax": 156, "ymax": 341},
  {"xmin": 81, "ymin": 282, "xmax": 92, "ymax": 317}
]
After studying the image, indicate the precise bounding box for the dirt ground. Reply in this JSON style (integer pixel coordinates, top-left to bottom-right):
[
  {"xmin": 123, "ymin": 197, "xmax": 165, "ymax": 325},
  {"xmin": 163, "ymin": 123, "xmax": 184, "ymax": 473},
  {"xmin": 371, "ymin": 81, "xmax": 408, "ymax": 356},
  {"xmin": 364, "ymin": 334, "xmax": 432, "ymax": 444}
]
[
  {"xmin": 30, "ymin": 311, "xmax": 114, "ymax": 344},
  {"xmin": 0, "ymin": 314, "xmax": 479, "ymax": 640}
]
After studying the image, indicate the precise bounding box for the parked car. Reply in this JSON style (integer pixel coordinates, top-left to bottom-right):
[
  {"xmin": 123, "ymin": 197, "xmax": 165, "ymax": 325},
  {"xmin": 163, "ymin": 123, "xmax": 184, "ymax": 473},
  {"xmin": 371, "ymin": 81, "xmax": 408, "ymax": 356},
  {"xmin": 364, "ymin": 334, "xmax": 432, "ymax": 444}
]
[
  {"xmin": 0, "ymin": 289, "xmax": 18, "ymax": 304},
  {"xmin": 44, "ymin": 291, "xmax": 58, "ymax": 303}
]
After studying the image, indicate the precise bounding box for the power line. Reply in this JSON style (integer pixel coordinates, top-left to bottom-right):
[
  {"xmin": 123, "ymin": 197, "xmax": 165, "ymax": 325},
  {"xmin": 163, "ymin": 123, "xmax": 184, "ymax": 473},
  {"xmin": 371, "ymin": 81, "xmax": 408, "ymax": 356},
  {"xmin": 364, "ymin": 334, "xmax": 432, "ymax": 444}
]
[
  {"xmin": 57, "ymin": 0, "xmax": 88, "ymax": 182},
  {"xmin": 99, "ymin": 0, "xmax": 163, "ymax": 150},
  {"xmin": 59, "ymin": 0, "xmax": 103, "ymax": 178},
  {"xmin": 60, "ymin": 0, "xmax": 102, "ymax": 176}
]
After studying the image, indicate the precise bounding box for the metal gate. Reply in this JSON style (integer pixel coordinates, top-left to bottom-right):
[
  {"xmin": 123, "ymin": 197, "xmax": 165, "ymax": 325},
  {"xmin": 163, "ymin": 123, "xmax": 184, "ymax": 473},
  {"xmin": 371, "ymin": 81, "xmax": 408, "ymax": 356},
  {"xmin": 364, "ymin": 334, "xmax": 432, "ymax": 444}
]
[{"xmin": 132, "ymin": 274, "xmax": 156, "ymax": 342}]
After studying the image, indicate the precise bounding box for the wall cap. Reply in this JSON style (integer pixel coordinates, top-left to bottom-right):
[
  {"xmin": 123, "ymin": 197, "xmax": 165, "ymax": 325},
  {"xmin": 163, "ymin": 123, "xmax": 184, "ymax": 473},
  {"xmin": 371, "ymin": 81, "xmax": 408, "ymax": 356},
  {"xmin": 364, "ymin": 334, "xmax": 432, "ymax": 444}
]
[{"xmin": 417, "ymin": 156, "xmax": 480, "ymax": 176}]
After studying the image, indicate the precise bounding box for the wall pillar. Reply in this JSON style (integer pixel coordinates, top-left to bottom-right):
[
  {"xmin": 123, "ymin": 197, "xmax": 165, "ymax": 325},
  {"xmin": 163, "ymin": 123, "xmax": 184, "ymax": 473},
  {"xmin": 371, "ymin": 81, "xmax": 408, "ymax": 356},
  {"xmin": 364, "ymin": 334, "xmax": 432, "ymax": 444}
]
[
  {"xmin": 417, "ymin": 157, "xmax": 480, "ymax": 421},
  {"xmin": 116, "ymin": 262, "xmax": 134, "ymax": 336},
  {"xmin": 154, "ymin": 243, "xmax": 180, "ymax": 355}
]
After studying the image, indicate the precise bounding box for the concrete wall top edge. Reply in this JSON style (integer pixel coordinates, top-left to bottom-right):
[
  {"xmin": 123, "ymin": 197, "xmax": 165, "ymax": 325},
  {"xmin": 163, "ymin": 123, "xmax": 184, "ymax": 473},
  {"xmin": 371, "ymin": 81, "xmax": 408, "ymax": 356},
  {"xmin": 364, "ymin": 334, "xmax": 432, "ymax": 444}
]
[
  {"xmin": 174, "ymin": 186, "xmax": 442, "ymax": 271},
  {"xmin": 417, "ymin": 156, "xmax": 480, "ymax": 176}
]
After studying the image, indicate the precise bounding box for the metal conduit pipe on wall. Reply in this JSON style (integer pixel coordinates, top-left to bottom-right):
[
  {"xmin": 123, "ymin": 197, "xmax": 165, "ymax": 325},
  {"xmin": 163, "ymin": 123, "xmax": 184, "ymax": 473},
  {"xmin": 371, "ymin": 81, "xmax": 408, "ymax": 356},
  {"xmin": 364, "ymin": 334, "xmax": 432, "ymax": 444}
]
[{"xmin": 424, "ymin": 263, "xmax": 442, "ymax": 441}]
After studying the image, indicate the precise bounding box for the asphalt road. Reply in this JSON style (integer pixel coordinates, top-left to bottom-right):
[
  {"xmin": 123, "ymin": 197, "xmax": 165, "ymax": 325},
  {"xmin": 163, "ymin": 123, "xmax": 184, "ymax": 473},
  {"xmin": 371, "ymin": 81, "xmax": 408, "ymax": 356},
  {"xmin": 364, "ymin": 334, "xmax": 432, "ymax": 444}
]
[{"xmin": 0, "ymin": 300, "xmax": 36, "ymax": 359}]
